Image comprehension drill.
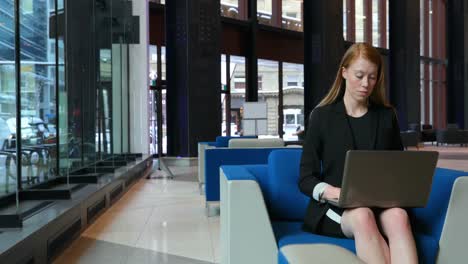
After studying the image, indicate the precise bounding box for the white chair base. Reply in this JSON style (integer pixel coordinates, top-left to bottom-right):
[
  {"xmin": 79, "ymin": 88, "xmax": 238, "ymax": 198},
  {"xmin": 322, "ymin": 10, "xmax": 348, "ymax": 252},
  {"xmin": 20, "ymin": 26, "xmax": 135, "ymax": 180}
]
[{"xmin": 280, "ymin": 244, "xmax": 364, "ymax": 264}]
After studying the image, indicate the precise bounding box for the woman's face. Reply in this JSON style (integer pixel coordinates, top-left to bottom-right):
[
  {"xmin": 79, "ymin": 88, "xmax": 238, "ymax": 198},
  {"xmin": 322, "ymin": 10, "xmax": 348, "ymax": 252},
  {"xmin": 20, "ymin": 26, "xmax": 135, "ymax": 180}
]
[{"xmin": 342, "ymin": 56, "xmax": 378, "ymax": 103}]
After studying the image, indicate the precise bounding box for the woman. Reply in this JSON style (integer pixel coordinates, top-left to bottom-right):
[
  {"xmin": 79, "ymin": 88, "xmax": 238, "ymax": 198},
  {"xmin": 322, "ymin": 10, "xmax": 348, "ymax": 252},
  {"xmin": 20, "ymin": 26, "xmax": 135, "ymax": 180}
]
[{"xmin": 299, "ymin": 43, "xmax": 417, "ymax": 264}]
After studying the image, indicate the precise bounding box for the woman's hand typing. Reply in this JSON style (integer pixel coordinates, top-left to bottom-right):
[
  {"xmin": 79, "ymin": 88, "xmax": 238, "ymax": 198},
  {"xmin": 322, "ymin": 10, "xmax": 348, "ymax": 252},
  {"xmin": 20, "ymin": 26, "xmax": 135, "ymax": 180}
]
[{"xmin": 323, "ymin": 185, "xmax": 341, "ymax": 200}]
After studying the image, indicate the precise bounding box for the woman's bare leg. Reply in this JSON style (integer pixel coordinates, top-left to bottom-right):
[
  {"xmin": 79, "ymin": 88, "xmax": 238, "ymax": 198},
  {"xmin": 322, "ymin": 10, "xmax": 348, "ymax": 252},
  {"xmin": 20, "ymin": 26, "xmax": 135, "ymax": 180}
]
[
  {"xmin": 341, "ymin": 208, "xmax": 390, "ymax": 264},
  {"xmin": 379, "ymin": 208, "xmax": 418, "ymax": 264}
]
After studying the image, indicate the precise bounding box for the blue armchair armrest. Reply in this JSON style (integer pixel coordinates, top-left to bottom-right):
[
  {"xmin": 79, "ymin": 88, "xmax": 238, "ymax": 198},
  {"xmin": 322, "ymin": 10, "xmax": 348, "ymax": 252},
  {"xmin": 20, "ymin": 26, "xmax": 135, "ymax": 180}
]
[{"xmin": 204, "ymin": 147, "xmax": 291, "ymax": 202}]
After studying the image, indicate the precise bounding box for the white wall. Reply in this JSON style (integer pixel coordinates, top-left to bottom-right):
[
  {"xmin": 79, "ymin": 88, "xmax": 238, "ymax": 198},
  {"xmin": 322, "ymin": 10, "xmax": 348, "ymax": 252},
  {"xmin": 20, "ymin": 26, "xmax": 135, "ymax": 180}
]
[{"xmin": 129, "ymin": 0, "xmax": 149, "ymax": 154}]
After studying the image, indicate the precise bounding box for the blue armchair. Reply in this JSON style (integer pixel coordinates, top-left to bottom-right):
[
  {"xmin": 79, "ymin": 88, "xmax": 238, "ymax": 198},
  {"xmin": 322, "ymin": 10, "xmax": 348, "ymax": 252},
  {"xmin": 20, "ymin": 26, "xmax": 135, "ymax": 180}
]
[
  {"xmin": 197, "ymin": 136, "xmax": 257, "ymax": 191},
  {"xmin": 220, "ymin": 149, "xmax": 468, "ymax": 263},
  {"xmin": 204, "ymin": 146, "xmax": 295, "ymax": 216}
]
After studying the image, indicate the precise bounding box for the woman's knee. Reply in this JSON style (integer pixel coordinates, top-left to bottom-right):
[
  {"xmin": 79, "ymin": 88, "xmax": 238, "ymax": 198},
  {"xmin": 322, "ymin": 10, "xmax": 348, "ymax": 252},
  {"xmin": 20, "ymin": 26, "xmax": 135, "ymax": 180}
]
[
  {"xmin": 380, "ymin": 208, "xmax": 412, "ymax": 234},
  {"xmin": 344, "ymin": 208, "xmax": 379, "ymax": 235}
]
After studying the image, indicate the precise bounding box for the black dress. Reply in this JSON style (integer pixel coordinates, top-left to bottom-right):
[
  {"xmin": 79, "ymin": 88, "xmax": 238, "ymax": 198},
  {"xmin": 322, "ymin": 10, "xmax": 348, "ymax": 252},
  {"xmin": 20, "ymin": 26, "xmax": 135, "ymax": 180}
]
[
  {"xmin": 317, "ymin": 111, "xmax": 373, "ymax": 237},
  {"xmin": 298, "ymin": 99, "xmax": 403, "ymax": 238}
]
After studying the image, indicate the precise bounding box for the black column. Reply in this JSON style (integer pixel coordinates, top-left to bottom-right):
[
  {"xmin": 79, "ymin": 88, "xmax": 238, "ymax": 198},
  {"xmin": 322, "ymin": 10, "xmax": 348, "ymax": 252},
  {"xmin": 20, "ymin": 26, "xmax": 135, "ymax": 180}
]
[
  {"xmin": 166, "ymin": 0, "xmax": 221, "ymax": 157},
  {"xmin": 447, "ymin": 0, "xmax": 468, "ymax": 129},
  {"xmin": 245, "ymin": 0, "xmax": 258, "ymax": 102},
  {"xmin": 389, "ymin": 0, "xmax": 420, "ymax": 130},
  {"xmin": 303, "ymin": 0, "xmax": 344, "ymax": 125}
]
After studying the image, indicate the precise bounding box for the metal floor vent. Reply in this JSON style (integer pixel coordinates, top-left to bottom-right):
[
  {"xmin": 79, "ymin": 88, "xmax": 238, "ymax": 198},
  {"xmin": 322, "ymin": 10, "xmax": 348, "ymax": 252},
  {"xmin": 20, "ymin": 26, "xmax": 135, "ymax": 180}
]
[
  {"xmin": 125, "ymin": 175, "xmax": 136, "ymax": 187},
  {"xmin": 110, "ymin": 185, "xmax": 123, "ymax": 203},
  {"xmin": 87, "ymin": 197, "xmax": 106, "ymax": 224},
  {"xmin": 47, "ymin": 218, "xmax": 82, "ymax": 261}
]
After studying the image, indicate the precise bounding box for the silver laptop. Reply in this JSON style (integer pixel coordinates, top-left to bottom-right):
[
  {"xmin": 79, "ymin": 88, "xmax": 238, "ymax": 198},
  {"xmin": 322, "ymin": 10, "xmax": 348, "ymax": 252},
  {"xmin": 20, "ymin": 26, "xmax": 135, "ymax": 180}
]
[{"xmin": 327, "ymin": 150, "xmax": 438, "ymax": 208}]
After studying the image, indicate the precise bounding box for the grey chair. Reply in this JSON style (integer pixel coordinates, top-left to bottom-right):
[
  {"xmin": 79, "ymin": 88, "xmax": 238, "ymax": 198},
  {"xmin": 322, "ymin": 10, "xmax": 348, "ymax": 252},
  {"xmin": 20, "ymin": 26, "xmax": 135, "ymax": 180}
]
[
  {"xmin": 447, "ymin": 123, "xmax": 460, "ymax": 130},
  {"xmin": 421, "ymin": 124, "xmax": 436, "ymax": 143},
  {"xmin": 436, "ymin": 128, "xmax": 468, "ymax": 146},
  {"xmin": 408, "ymin": 123, "xmax": 421, "ymax": 132}
]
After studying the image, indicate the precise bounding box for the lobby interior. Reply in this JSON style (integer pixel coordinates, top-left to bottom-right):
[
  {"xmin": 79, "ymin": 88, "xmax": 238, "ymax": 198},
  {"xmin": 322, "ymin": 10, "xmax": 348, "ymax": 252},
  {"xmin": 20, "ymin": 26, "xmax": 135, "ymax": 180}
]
[{"xmin": 1, "ymin": 0, "xmax": 468, "ymax": 263}]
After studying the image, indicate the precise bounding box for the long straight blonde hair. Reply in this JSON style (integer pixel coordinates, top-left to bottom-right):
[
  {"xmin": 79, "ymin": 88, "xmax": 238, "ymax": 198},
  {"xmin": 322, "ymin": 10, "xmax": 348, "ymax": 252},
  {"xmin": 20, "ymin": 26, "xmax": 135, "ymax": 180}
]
[{"xmin": 317, "ymin": 43, "xmax": 388, "ymax": 107}]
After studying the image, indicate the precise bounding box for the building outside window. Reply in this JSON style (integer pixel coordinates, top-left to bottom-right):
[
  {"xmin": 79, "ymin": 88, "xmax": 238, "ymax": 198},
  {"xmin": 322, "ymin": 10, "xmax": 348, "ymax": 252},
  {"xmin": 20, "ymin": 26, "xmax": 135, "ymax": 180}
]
[
  {"xmin": 221, "ymin": 0, "xmax": 242, "ymax": 19},
  {"xmin": 344, "ymin": 0, "xmax": 389, "ymax": 48},
  {"xmin": 229, "ymin": 56, "xmax": 246, "ymax": 135},
  {"xmin": 257, "ymin": 59, "xmax": 278, "ymax": 137},
  {"xmin": 0, "ymin": 0, "xmax": 133, "ymax": 200},
  {"xmin": 419, "ymin": 0, "xmax": 446, "ymax": 129},
  {"xmin": 282, "ymin": 0, "xmax": 303, "ymax": 31},
  {"xmin": 148, "ymin": 45, "xmax": 167, "ymax": 154},
  {"xmin": 258, "ymin": 0, "xmax": 273, "ymax": 26},
  {"xmin": 282, "ymin": 62, "xmax": 304, "ymax": 141}
]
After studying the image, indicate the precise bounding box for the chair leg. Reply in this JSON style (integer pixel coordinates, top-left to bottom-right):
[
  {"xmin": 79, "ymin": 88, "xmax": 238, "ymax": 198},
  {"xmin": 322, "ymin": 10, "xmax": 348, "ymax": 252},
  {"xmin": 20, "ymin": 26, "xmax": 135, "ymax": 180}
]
[
  {"xmin": 199, "ymin": 182, "xmax": 205, "ymax": 195},
  {"xmin": 206, "ymin": 201, "xmax": 220, "ymax": 217}
]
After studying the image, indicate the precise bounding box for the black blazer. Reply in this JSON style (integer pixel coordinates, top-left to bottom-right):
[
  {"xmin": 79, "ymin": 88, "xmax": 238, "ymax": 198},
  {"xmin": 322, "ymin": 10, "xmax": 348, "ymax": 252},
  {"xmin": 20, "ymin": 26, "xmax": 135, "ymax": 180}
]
[{"xmin": 298, "ymin": 99, "xmax": 403, "ymax": 233}]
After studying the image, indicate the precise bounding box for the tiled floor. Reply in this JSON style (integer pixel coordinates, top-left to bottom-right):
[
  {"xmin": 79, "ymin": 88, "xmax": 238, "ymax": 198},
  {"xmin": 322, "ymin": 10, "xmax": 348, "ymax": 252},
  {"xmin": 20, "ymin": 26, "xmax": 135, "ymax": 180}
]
[
  {"xmin": 55, "ymin": 146, "xmax": 468, "ymax": 264},
  {"xmin": 412, "ymin": 144, "xmax": 468, "ymax": 171},
  {"xmin": 54, "ymin": 163, "xmax": 219, "ymax": 264}
]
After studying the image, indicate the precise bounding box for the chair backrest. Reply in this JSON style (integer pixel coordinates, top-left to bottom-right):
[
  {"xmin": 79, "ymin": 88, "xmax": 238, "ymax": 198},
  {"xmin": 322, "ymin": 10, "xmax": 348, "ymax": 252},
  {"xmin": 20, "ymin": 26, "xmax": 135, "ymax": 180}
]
[
  {"xmin": 408, "ymin": 123, "xmax": 421, "ymax": 132},
  {"xmin": 215, "ymin": 136, "xmax": 257, "ymax": 147},
  {"xmin": 264, "ymin": 149, "xmax": 310, "ymax": 221},
  {"xmin": 422, "ymin": 124, "xmax": 433, "ymax": 130},
  {"xmin": 228, "ymin": 138, "xmax": 284, "ymax": 148},
  {"xmin": 447, "ymin": 123, "xmax": 459, "ymax": 130},
  {"xmin": 410, "ymin": 168, "xmax": 468, "ymax": 240}
]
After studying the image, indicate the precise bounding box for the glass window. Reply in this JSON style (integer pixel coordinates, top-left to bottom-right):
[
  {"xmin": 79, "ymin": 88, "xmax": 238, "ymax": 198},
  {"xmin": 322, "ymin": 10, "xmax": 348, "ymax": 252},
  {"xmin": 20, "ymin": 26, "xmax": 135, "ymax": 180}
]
[
  {"xmin": 150, "ymin": 45, "xmax": 157, "ymax": 83},
  {"xmin": 282, "ymin": 62, "xmax": 304, "ymax": 141},
  {"xmin": 258, "ymin": 59, "xmax": 279, "ymax": 137},
  {"xmin": 0, "ymin": 0, "xmax": 133, "ymax": 201},
  {"xmin": 161, "ymin": 47, "xmax": 166, "ymax": 80},
  {"xmin": 258, "ymin": 0, "xmax": 273, "ymax": 26},
  {"xmin": 148, "ymin": 45, "xmax": 167, "ymax": 154},
  {"xmin": 57, "ymin": 0, "xmax": 68, "ymax": 175},
  {"xmin": 344, "ymin": 0, "xmax": 388, "ymax": 47},
  {"xmin": 343, "ymin": 0, "xmax": 348, "ymax": 40},
  {"xmin": 22, "ymin": 0, "xmax": 34, "ymax": 14},
  {"xmin": 372, "ymin": 0, "xmax": 380, "ymax": 47},
  {"xmin": 221, "ymin": 54, "xmax": 227, "ymax": 91},
  {"xmin": 420, "ymin": 0, "xmax": 425, "ymax": 56},
  {"xmin": 285, "ymin": 114, "xmax": 295, "ymax": 124},
  {"xmin": 419, "ymin": 0, "xmax": 447, "ymax": 128},
  {"xmin": 0, "ymin": 0, "xmax": 17, "ymax": 198},
  {"xmin": 355, "ymin": 0, "xmax": 365, "ymax": 42},
  {"xmin": 221, "ymin": 54, "xmax": 228, "ymax": 136},
  {"xmin": 149, "ymin": 45, "xmax": 157, "ymax": 153},
  {"xmin": 230, "ymin": 56, "xmax": 246, "ymax": 135},
  {"xmin": 221, "ymin": 0, "xmax": 241, "ymax": 19},
  {"xmin": 221, "ymin": 93, "xmax": 231, "ymax": 136},
  {"xmin": 20, "ymin": 0, "xmax": 58, "ymax": 187},
  {"xmin": 94, "ymin": 2, "xmax": 113, "ymax": 160},
  {"xmin": 112, "ymin": 37, "xmax": 130, "ymax": 155},
  {"xmin": 234, "ymin": 76, "xmax": 246, "ymax": 89},
  {"xmin": 282, "ymin": 0, "xmax": 303, "ymax": 31},
  {"xmin": 297, "ymin": 113, "xmax": 304, "ymax": 126},
  {"xmin": 386, "ymin": 0, "xmax": 389, "ymax": 48},
  {"xmin": 286, "ymin": 75, "xmax": 299, "ymax": 87},
  {"xmin": 258, "ymin": 76, "xmax": 263, "ymax": 90}
]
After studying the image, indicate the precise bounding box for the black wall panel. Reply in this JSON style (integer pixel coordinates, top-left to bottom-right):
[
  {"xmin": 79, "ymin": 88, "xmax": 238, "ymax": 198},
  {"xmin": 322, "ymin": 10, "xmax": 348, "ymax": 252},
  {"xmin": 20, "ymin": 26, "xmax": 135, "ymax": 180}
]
[
  {"xmin": 389, "ymin": 0, "xmax": 420, "ymax": 130},
  {"xmin": 447, "ymin": 0, "xmax": 468, "ymax": 128},
  {"xmin": 166, "ymin": 0, "xmax": 221, "ymax": 157},
  {"xmin": 303, "ymin": 0, "xmax": 344, "ymax": 126}
]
